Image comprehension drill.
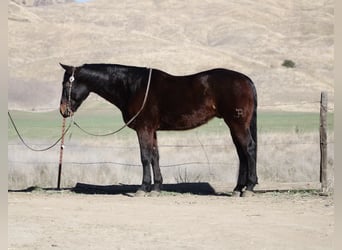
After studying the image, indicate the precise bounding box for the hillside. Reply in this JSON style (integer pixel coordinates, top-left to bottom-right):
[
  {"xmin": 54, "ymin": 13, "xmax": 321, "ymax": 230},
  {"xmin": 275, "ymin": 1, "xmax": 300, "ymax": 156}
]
[{"xmin": 8, "ymin": 0, "xmax": 334, "ymax": 111}]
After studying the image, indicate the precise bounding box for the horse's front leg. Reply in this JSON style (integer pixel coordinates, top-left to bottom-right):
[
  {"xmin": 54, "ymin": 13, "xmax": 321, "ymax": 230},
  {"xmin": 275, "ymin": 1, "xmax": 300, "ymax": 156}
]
[
  {"xmin": 136, "ymin": 129, "xmax": 154, "ymax": 195},
  {"xmin": 151, "ymin": 132, "xmax": 163, "ymax": 192}
]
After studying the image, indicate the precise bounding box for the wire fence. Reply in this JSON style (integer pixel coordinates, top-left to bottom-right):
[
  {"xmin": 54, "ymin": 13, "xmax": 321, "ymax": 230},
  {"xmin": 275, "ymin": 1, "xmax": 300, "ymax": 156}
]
[
  {"xmin": 8, "ymin": 140, "xmax": 335, "ymax": 169},
  {"xmin": 7, "ymin": 99, "xmax": 335, "ymax": 191}
]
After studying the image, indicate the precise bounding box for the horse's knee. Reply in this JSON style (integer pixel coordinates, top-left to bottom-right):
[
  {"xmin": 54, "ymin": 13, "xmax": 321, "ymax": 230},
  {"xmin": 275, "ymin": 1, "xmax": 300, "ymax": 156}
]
[
  {"xmin": 140, "ymin": 149, "xmax": 152, "ymax": 166},
  {"xmin": 141, "ymin": 158, "xmax": 150, "ymax": 167}
]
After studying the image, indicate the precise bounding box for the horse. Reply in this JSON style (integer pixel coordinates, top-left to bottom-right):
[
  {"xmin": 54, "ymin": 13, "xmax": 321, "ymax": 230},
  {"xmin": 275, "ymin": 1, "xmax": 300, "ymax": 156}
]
[{"xmin": 59, "ymin": 63, "xmax": 258, "ymax": 197}]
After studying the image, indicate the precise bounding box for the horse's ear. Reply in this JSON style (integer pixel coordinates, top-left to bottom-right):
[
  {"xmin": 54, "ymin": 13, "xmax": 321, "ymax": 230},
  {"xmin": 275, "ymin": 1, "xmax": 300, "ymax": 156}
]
[{"xmin": 59, "ymin": 63, "xmax": 73, "ymax": 74}]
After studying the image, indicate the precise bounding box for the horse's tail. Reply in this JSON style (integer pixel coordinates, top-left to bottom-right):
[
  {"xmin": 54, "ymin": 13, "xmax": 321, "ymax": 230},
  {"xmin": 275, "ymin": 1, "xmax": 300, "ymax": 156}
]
[
  {"xmin": 250, "ymin": 80, "xmax": 258, "ymax": 168},
  {"xmin": 251, "ymin": 96, "xmax": 257, "ymax": 154},
  {"xmin": 249, "ymin": 86, "xmax": 258, "ymax": 185}
]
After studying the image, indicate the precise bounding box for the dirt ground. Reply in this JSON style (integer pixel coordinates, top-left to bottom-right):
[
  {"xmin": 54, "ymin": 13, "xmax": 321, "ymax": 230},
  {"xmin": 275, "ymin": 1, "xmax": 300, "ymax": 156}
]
[{"xmin": 8, "ymin": 190, "xmax": 334, "ymax": 250}]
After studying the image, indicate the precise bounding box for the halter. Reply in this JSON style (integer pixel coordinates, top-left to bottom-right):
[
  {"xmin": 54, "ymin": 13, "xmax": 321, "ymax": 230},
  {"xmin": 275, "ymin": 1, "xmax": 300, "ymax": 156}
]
[{"xmin": 65, "ymin": 67, "xmax": 76, "ymax": 115}]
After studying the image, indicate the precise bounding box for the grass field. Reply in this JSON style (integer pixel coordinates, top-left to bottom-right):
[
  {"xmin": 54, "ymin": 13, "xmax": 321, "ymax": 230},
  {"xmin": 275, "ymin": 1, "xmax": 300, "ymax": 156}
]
[
  {"xmin": 8, "ymin": 107, "xmax": 334, "ymax": 190},
  {"xmin": 8, "ymin": 107, "xmax": 334, "ymax": 140}
]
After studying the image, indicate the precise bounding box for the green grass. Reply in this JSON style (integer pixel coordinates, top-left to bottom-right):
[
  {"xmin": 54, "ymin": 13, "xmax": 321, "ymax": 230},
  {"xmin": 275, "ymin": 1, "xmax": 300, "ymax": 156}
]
[
  {"xmin": 257, "ymin": 111, "xmax": 334, "ymax": 133},
  {"xmin": 8, "ymin": 109, "xmax": 334, "ymax": 141}
]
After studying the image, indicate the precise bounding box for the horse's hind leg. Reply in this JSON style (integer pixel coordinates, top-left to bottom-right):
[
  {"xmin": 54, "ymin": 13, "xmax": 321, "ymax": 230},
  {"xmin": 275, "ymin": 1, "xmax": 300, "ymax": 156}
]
[{"xmin": 226, "ymin": 121, "xmax": 257, "ymax": 196}]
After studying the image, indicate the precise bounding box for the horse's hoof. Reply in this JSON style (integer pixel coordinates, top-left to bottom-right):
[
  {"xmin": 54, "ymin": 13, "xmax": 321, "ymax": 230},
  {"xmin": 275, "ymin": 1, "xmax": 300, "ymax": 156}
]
[
  {"xmin": 231, "ymin": 191, "xmax": 241, "ymax": 197},
  {"xmin": 135, "ymin": 190, "xmax": 148, "ymax": 197},
  {"xmin": 149, "ymin": 190, "xmax": 161, "ymax": 197},
  {"xmin": 241, "ymin": 190, "xmax": 255, "ymax": 197}
]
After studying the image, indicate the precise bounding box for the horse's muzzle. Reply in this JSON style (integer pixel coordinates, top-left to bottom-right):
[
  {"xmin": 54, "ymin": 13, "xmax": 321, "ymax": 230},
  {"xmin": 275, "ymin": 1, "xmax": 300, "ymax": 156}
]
[{"xmin": 60, "ymin": 103, "xmax": 73, "ymax": 118}]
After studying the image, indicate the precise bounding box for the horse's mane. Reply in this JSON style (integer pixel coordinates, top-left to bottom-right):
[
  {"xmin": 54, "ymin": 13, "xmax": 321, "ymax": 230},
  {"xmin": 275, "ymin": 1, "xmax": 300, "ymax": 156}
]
[
  {"xmin": 79, "ymin": 64, "xmax": 147, "ymax": 96},
  {"xmin": 79, "ymin": 64, "xmax": 112, "ymax": 82}
]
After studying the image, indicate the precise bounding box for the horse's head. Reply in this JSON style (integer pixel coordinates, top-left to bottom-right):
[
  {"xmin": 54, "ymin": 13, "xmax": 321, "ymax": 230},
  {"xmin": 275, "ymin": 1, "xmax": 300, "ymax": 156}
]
[{"xmin": 59, "ymin": 63, "xmax": 90, "ymax": 118}]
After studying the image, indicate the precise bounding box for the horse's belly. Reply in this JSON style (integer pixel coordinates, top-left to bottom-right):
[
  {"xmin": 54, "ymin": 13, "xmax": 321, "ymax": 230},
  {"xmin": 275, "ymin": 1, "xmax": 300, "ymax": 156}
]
[{"xmin": 159, "ymin": 106, "xmax": 217, "ymax": 130}]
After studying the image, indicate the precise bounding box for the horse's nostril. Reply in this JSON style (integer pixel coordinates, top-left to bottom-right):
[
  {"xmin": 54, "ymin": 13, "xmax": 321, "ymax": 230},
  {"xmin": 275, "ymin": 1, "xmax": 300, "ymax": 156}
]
[{"xmin": 59, "ymin": 103, "xmax": 69, "ymax": 117}]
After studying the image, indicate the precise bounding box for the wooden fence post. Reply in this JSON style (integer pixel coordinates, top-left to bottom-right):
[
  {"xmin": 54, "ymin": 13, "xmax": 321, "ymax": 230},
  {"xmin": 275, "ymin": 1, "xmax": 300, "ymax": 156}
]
[{"xmin": 319, "ymin": 92, "xmax": 328, "ymax": 194}]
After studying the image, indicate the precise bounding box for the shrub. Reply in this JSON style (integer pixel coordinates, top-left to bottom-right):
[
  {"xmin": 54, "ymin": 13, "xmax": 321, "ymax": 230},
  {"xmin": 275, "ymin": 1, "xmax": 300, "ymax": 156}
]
[{"xmin": 282, "ymin": 59, "xmax": 296, "ymax": 68}]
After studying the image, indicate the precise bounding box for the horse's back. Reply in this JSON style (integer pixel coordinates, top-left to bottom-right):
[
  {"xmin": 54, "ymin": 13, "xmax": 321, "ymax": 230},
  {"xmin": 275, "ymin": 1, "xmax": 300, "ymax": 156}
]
[
  {"xmin": 156, "ymin": 67, "xmax": 256, "ymax": 107},
  {"xmin": 149, "ymin": 68, "xmax": 256, "ymax": 130}
]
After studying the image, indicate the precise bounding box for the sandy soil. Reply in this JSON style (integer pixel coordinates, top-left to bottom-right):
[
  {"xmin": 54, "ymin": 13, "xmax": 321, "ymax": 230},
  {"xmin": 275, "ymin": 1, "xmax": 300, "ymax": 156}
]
[{"xmin": 8, "ymin": 191, "xmax": 334, "ymax": 250}]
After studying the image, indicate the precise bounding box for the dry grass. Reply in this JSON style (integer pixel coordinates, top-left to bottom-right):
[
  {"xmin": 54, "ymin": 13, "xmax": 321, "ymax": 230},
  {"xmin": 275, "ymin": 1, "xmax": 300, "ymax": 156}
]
[{"xmin": 8, "ymin": 130, "xmax": 334, "ymax": 190}]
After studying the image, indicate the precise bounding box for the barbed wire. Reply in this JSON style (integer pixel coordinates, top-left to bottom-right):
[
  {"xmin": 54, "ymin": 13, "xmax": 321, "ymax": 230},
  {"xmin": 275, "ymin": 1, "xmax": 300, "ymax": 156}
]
[
  {"xmin": 7, "ymin": 140, "xmax": 335, "ymax": 149},
  {"xmin": 8, "ymin": 160, "xmax": 234, "ymax": 168},
  {"xmin": 260, "ymin": 101, "xmax": 320, "ymax": 107}
]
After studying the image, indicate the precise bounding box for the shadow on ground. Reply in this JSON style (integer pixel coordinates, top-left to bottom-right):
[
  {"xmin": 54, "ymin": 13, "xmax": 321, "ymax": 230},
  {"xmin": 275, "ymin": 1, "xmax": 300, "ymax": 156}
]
[{"xmin": 8, "ymin": 182, "xmax": 231, "ymax": 196}]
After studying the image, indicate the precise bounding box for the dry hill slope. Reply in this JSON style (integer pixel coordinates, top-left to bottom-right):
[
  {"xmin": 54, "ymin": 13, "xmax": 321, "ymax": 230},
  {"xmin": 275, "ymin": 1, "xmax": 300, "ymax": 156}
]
[{"xmin": 8, "ymin": 0, "xmax": 334, "ymax": 111}]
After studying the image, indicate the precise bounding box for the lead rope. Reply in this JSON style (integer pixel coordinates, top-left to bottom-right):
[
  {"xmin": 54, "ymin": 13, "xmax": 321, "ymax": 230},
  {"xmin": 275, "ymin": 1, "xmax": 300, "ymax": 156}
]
[
  {"xmin": 56, "ymin": 68, "xmax": 76, "ymax": 189},
  {"xmin": 57, "ymin": 117, "xmax": 66, "ymax": 189},
  {"xmin": 8, "ymin": 111, "xmax": 72, "ymax": 152},
  {"xmin": 73, "ymin": 68, "xmax": 153, "ymax": 136}
]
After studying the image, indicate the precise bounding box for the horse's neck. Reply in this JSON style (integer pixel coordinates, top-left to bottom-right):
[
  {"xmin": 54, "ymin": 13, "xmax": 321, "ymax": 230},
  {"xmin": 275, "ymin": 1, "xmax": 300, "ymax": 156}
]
[{"xmin": 83, "ymin": 68, "xmax": 128, "ymax": 111}]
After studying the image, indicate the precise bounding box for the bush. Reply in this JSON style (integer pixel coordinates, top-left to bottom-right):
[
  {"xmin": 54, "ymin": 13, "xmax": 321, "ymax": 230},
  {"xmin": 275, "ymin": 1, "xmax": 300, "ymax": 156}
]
[{"xmin": 282, "ymin": 59, "xmax": 296, "ymax": 68}]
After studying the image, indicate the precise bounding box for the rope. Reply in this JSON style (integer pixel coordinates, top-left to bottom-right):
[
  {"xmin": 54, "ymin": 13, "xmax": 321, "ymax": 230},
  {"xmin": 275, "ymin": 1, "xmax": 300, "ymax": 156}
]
[
  {"xmin": 57, "ymin": 117, "xmax": 67, "ymax": 189},
  {"xmin": 73, "ymin": 68, "xmax": 153, "ymax": 137},
  {"xmin": 8, "ymin": 111, "xmax": 72, "ymax": 152}
]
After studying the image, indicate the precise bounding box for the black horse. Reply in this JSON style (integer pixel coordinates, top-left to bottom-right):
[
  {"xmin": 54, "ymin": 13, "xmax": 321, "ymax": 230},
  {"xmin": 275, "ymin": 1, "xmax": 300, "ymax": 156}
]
[{"xmin": 59, "ymin": 63, "xmax": 258, "ymax": 197}]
